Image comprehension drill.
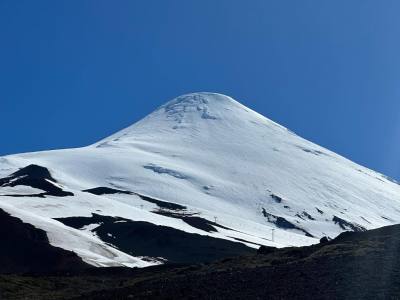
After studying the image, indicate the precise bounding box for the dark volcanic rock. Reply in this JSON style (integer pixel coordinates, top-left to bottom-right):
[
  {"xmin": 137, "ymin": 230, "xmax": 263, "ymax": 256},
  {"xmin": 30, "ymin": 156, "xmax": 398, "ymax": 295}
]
[
  {"xmin": 332, "ymin": 215, "xmax": 366, "ymax": 232},
  {"xmin": 153, "ymin": 210, "xmax": 225, "ymax": 233},
  {"xmin": 82, "ymin": 187, "xmax": 187, "ymax": 211},
  {"xmin": 270, "ymin": 193, "xmax": 283, "ymax": 203},
  {"xmin": 0, "ymin": 164, "xmax": 73, "ymax": 197},
  {"xmin": 56, "ymin": 214, "xmax": 255, "ymax": 264},
  {"xmin": 4, "ymin": 224, "xmax": 400, "ymax": 299},
  {"xmin": 262, "ymin": 208, "xmax": 314, "ymax": 237},
  {"xmin": 136, "ymin": 194, "xmax": 187, "ymax": 210},
  {"xmin": 83, "ymin": 187, "xmax": 132, "ymax": 195},
  {"xmin": 257, "ymin": 245, "xmax": 276, "ymax": 255},
  {"xmin": 0, "ymin": 208, "xmax": 90, "ymax": 274},
  {"xmin": 70, "ymin": 224, "xmax": 400, "ymax": 300}
]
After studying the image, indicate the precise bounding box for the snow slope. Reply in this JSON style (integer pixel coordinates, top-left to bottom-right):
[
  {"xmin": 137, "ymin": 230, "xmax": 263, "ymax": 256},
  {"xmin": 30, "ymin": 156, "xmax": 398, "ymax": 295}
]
[{"xmin": 1, "ymin": 92, "xmax": 400, "ymax": 267}]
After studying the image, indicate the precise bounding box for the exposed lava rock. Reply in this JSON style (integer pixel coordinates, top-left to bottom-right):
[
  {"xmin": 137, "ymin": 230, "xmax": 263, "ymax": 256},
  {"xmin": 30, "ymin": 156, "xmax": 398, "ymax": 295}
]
[
  {"xmin": 0, "ymin": 208, "xmax": 90, "ymax": 274},
  {"xmin": 56, "ymin": 214, "xmax": 255, "ymax": 264},
  {"xmin": 262, "ymin": 208, "xmax": 314, "ymax": 237},
  {"xmin": 153, "ymin": 210, "xmax": 233, "ymax": 233},
  {"xmin": 332, "ymin": 215, "xmax": 366, "ymax": 232},
  {"xmin": 270, "ymin": 193, "xmax": 283, "ymax": 203},
  {"xmin": 4, "ymin": 219, "xmax": 400, "ymax": 299},
  {"xmin": 0, "ymin": 164, "xmax": 73, "ymax": 197},
  {"xmin": 82, "ymin": 187, "xmax": 187, "ymax": 211},
  {"xmin": 71, "ymin": 224, "xmax": 400, "ymax": 299},
  {"xmin": 257, "ymin": 245, "xmax": 276, "ymax": 255},
  {"xmin": 83, "ymin": 187, "xmax": 132, "ymax": 195},
  {"xmin": 136, "ymin": 194, "xmax": 186, "ymax": 210}
]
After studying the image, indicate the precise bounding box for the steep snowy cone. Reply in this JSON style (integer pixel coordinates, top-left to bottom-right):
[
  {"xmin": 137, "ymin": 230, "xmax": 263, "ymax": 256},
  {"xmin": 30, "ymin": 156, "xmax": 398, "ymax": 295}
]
[{"xmin": 1, "ymin": 92, "xmax": 400, "ymax": 267}]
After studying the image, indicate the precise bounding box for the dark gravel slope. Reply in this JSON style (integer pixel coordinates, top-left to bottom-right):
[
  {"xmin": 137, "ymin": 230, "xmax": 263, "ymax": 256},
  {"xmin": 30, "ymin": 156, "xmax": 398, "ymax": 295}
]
[{"xmin": 2, "ymin": 224, "xmax": 400, "ymax": 299}]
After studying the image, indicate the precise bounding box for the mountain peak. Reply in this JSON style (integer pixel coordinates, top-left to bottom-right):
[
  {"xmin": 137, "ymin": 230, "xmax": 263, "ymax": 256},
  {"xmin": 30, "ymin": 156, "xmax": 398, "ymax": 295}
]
[
  {"xmin": 160, "ymin": 93, "xmax": 229, "ymax": 123},
  {"xmin": 163, "ymin": 92, "xmax": 236, "ymax": 107},
  {"xmin": 97, "ymin": 92, "xmax": 284, "ymax": 146}
]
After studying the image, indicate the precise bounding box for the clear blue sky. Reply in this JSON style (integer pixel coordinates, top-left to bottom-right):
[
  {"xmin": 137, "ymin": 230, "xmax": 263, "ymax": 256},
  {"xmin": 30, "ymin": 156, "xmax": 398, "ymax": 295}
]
[{"xmin": 1, "ymin": 1, "xmax": 400, "ymax": 180}]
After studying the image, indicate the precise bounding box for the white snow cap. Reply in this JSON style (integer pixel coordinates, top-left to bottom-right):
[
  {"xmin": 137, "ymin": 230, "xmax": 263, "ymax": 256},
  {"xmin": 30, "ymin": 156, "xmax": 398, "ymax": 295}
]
[{"xmin": 100, "ymin": 92, "xmax": 286, "ymax": 144}]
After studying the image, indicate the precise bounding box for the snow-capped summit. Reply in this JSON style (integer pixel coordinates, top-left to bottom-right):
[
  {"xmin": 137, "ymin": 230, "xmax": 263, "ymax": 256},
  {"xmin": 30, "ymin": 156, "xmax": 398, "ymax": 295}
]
[
  {"xmin": 99, "ymin": 92, "xmax": 285, "ymax": 146},
  {"xmin": 1, "ymin": 92, "xmax": 400, "ymax": 268}
]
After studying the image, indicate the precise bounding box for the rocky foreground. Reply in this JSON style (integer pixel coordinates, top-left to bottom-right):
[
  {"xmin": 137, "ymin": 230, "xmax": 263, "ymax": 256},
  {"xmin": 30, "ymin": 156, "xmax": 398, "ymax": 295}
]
[{"xmin": 2, "ymin": 223, "xmax": 400, "ymax": 299}]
